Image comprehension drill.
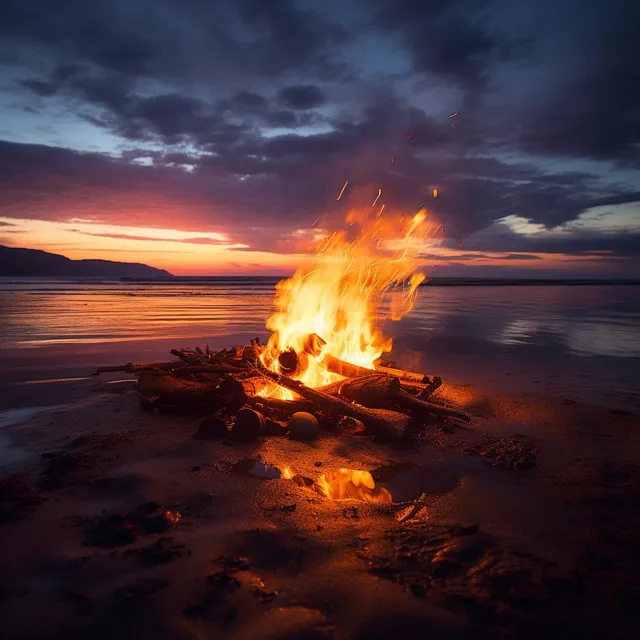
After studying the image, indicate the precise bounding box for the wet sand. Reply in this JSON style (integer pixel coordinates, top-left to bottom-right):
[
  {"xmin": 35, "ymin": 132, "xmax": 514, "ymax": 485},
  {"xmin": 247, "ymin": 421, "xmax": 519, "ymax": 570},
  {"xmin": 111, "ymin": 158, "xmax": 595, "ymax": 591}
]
[{"xmin": 1, "ymin": 378, "xmax": 639, "ymax": 639}]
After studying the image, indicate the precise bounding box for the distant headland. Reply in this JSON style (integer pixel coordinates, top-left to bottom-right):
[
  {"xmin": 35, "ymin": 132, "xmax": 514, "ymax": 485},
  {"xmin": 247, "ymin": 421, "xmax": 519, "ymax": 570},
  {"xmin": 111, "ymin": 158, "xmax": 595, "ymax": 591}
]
[{"xmin": 0, "ymin": 245, "xmax": 172, "ymax": 279}]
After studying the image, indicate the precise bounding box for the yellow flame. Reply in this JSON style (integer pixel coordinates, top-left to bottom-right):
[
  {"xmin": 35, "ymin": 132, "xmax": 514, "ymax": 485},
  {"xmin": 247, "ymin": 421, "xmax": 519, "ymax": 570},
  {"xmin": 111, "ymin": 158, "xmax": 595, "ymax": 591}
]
[
  {"xmin": 260, "ymin": 204, "xmax": 439, "ymax": 398},
  {"xmin": 315, "ymin": 468, "xmax": 392, "ymax": 503},
  {"xmin": 278, "ymin": 465, "xmax": 392, "ymax": 503}
]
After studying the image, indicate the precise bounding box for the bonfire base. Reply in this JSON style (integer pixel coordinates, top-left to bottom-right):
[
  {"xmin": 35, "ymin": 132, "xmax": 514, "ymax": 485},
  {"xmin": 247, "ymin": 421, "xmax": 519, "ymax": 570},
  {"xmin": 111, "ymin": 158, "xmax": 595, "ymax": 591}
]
[{"xmin": 96, "ymin": 337, "xmax": 470, "ymax": 442}]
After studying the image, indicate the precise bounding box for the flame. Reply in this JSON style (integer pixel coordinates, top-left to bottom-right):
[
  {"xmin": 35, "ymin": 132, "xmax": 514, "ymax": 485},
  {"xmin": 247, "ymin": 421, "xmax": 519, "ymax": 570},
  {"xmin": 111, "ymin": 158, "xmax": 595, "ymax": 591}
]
[
  {"xmin": 260, "ymin": 203, "xmax": 439, "ymax": 398},
  {"xmin": 278, "ymin": 465, "xmax": 392, "ymax": 503},
  {"xmin": 316, "ymin": 468, "xmax": 392, "ymax": 503}
]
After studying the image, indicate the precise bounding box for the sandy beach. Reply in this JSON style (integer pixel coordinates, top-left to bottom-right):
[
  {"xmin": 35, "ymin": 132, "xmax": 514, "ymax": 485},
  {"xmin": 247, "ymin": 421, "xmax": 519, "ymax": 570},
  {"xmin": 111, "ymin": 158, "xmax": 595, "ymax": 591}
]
[{"xmin": 2, "ymin": 372, "xmax": 639, "ymax": 639}]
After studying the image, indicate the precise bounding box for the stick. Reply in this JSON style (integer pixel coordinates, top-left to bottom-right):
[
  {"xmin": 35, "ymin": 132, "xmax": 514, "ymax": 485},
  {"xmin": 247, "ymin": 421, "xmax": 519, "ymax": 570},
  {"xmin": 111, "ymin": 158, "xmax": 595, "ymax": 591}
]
[
  {"xmin": 95, "ymin": 361, "xmax": 184, "ymax": 374},
  {"xmin": 395, "ymin": 389, "xmax": 470, "ymax": 422},
  {"xmin": 170, "ymin": 363, "xmax": 251, "ymax": 377},
  {"xmin": 246, "ymin": 396, "xmax": 317, "ymax": 415},
  {"xmin": 374, "ymin": 363, "xmax": 429, "ymax": 384},
  {"xmin": 251, "ymin": 365, "xmax": 408, "ymax": 440}
]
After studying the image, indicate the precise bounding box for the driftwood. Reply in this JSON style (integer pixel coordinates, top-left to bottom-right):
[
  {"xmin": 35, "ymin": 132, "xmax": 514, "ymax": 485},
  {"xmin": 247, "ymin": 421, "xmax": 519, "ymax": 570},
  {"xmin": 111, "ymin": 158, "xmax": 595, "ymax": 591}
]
[
  {"xmin": 252, "ymin": 365, "xmax": 409, "ymax": 440},
  {"xmin": 96, "ymin": 361, "xmax": 184, "ymax": 374},
  {"xmin": 320, "ymin": 373, "xmax": 470, "ymax": 422},
  {"xmin": 374, "ymin": 363, "xmax": 429, "ymax": 384},
  {"xmin": 246, "ymin": 396, "xmax": 317, "ymax": 415},
  {"xmin": 394, "ymin": 389, "xmax": 470, "ymax": 422},
  {"xmin": 322, "ymin": 354, "xmax": 430, "ymax": 390},
  {"xmin": 137, "ymin": 371, "xmax": 219, "ymax": 398},
  {"xmin": 319, "ymin": 373, "xmax": 401, "ymax": 408}
]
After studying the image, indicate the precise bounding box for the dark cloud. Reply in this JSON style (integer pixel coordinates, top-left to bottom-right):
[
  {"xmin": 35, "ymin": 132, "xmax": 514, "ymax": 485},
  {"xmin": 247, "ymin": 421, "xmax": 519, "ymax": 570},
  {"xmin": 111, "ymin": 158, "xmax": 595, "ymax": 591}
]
[
  {"xmin": 517, "ymin": 1, "xmax": 640, "ymax": 164},
  {"xmin": 0, "ymin": 221, "xmax": 16, "ymax": 226},
  {"xmin": 374, "ymin": 0, "xmax": 527, "ymax": 89},
  {"xmin": 278, "ymin": 85, "xmax": 326, "ymax": 110},
  {"xmin": 465, "ymin": 224, "xmax": 640, "ymax": 259}
]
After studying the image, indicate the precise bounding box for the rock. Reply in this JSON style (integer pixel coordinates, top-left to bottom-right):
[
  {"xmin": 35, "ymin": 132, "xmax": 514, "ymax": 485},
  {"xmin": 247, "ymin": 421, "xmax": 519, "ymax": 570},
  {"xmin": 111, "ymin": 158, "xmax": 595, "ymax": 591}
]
[
  {"xmin": 288, "ymin": 412, "xmax": 320, "ymax": 441},
  {"xmin": 195, "ymin": 415, "xmax": 228, "ymax": 440},
  {"xmin": 231, "ymin": 408, "xmax": 264, "ymax": 442}
]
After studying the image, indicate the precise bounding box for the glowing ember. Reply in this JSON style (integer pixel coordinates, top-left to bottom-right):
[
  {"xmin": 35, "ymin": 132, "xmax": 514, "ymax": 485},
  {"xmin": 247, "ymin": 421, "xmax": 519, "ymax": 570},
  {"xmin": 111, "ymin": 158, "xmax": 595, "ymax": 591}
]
[{"xmin": 260, "ymin": 199, "xmax": 440, "ymax": 399}]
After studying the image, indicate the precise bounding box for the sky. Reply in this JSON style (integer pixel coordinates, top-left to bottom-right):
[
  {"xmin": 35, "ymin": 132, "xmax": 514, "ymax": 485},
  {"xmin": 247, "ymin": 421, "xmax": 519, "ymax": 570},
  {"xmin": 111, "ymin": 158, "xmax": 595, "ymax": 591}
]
[{"xmin": 0, "ymin": 0, "xmax": 639, "ymax": 277}]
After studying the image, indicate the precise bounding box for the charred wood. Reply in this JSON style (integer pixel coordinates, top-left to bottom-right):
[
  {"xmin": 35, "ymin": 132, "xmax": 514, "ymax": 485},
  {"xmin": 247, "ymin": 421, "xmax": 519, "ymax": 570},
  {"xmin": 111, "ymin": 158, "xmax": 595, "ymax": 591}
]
[{"xmin": 252, "ymin": 365, "xmax": 408, "ymax": 440}]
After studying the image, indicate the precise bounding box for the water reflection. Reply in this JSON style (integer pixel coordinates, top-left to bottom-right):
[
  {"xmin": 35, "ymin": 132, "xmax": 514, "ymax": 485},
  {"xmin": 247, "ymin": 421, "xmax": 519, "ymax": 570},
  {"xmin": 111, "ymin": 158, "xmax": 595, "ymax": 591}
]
[{"xmin": 1, "ymin": 282, "xmax": 639, "ymax": 362}]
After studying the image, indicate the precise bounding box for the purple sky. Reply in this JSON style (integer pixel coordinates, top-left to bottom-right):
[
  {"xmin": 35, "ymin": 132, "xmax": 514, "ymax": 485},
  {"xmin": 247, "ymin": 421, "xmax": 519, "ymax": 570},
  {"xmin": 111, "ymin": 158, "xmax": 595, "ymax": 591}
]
[{"xmin": 0, "ymin": 0, "xmax": 638, "ymax": 276}]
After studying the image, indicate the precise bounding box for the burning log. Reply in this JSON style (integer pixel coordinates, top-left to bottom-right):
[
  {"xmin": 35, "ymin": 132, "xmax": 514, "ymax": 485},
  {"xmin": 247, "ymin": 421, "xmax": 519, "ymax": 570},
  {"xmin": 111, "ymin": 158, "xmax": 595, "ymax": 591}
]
[
  {"xmin": 319, "ymin": 373, "xmax": 401, "ymax": 408},
  {"xmin": 252, "ymin": 365, "xmax": 409, "ymax": 440},
  {"xmin": 322, "ymin": 353, "xmax": 433, "ymax": 391},
  {"xmin": 320, "ymin": 373, "xmax": 470, "ymax": 423},
  {"xmin": 374, "ymin": 362, "xmax": 429, "ymax": 384}
]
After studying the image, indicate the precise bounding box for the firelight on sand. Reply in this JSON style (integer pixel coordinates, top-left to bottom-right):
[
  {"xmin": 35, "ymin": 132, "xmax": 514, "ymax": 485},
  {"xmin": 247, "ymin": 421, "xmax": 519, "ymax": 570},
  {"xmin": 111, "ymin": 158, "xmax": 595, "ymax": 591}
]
[
  {"xmin": 278, "ymin": 466, "xmax": 393, "ymax": 503},
  {"xmin": 260, "ymin": 205, "xmax": 440, "ymax": 399}
]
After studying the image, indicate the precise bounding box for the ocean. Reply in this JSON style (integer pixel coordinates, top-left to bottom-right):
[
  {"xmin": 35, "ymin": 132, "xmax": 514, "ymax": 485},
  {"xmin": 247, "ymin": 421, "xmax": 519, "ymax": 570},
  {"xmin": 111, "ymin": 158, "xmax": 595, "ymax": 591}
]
[{"xmin": 1, "ymin": 278, "xmax": 639, "ymax": 414}]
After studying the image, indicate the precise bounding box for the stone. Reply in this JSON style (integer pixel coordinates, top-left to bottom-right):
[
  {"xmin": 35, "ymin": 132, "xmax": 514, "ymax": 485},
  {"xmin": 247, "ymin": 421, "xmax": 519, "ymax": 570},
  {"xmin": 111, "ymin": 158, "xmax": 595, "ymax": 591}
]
[
  {"xmin": 231, "ymin": 408, "xmax": 264, "ymax": 442},
  {"xmin": 288, "ymin": 412, "xmax": 320, "ymax": 441}
]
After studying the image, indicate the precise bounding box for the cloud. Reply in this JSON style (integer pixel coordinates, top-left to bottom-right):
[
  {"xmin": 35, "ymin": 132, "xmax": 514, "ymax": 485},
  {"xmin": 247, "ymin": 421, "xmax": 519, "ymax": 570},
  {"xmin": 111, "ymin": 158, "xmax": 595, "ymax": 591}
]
[
  {"xmin": 278, "ymin": 85, "xmax": 326, "ymax": 109},
  {"xmin": 373, "ymin": 0, "xmax": 528, "ymax": 89},
  {"xmin": 1, "ymin": 0, "xmax": 640, "ymax": 276},
  {"xmin": 68, "ymin": 230, "xmax": 239, "ymax": 245}
]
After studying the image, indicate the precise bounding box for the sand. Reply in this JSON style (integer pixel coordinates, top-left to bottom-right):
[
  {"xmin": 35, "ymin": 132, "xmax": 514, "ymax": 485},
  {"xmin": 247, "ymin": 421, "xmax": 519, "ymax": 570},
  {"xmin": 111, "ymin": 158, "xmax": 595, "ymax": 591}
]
[{"xmin": 1, "ymin": 378, "xmax": 639, "ymax": 639}]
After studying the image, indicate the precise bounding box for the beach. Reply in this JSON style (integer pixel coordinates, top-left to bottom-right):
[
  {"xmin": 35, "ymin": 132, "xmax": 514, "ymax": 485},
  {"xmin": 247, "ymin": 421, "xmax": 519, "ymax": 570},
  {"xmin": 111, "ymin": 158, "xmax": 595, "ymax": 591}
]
[{"xmin": 1, "ymin": 281, "xmax": 640, "ymax": 638}]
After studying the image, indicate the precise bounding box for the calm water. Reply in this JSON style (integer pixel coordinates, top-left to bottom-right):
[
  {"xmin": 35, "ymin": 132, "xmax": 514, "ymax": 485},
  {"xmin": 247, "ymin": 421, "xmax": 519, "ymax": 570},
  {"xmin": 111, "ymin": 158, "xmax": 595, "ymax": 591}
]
[{"xmin": 1, "ymin": 279, "xmax": 639, "ymax": 412}]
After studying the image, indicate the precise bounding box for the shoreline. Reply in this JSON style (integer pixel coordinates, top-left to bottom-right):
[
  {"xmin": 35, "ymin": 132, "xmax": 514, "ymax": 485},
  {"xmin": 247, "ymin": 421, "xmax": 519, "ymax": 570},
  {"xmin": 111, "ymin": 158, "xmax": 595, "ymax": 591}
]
[{"xmin": 1, "ymin": 377, "xmax": 639, "ymax": 638}]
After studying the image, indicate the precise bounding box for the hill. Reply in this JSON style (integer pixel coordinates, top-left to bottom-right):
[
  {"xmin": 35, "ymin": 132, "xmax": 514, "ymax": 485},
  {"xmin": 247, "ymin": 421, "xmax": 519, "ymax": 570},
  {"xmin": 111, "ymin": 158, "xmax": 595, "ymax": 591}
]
[{"xmin": 0, "ymin": 245, "xmax": 172, "ymax": 279}]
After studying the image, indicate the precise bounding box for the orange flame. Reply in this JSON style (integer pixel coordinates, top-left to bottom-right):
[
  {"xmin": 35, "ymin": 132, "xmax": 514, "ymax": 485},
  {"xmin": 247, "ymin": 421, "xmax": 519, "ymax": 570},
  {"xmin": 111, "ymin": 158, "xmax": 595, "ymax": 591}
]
[
  {"xmin": 315, "ymin": 468, "xmax": 392, "ymax": 503},
  {"xmin": 260, "ymin": 203, "xmax": 439, "ymax": 398}
]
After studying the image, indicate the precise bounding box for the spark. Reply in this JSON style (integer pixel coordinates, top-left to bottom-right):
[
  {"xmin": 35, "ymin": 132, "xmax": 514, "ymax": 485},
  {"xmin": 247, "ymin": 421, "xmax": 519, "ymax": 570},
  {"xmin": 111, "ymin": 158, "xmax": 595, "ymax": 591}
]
[
  {"xmin": 448, "ymin": 112, "xmax": 459, "ymax": 119},
  {"xmin": 377, "ymin": 203, "xmax": 385, "ymax": 217},
  {"xmin": 311, "ymin": 217, "xmax": 320, "ymax": 228},
  {"xmin": 391, "ymin": 156, "xmax": 395, "ymax": 164},
  {"xmin": 406, "ymin": 133, "xmax": 415, "ymax": 140},
  {"xmin": 432, "ymin": 188, "xmax": 438, "ymax": 199},
  {"xmin": 336, "ymin": 180, "xmax": 349, "ymax": 201},
  {"xmin": 372, "ymin": 189, "xmax": 382, "ymax": 208}
]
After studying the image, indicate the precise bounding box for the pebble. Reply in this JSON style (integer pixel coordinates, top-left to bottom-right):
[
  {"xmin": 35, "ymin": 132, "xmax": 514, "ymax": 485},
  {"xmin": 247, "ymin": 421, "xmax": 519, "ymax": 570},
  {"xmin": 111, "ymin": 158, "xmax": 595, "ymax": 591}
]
[
  {"xmin": 288, "ymin": 412, "xmax": 319, "ymax": 441},
  {"xmin": 231, "ymin": 409, "xmax": 264, "ymax": 442}
]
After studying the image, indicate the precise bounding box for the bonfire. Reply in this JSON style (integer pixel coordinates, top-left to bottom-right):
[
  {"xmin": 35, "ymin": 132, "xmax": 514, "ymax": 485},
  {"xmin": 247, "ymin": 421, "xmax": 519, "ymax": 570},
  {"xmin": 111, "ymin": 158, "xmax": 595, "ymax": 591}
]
[{"xmin": 97, "ymin": 201, "xmax": 469, "ymax": 501}]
